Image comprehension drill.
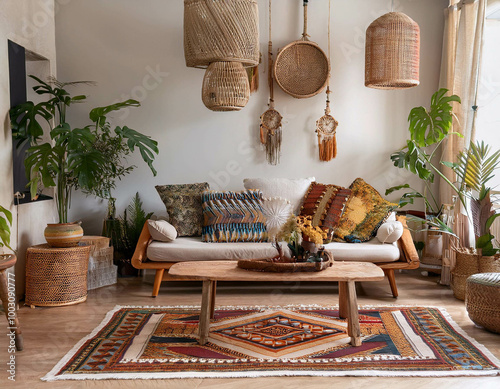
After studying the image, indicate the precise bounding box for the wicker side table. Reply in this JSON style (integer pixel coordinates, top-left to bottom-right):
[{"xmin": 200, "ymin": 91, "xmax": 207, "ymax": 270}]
[{"xmin": 25, "ymin": 244, "xmax": 91, "ymax": 307}]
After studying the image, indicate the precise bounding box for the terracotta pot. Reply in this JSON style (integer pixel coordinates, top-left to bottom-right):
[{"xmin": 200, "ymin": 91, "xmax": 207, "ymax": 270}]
[{"xmin": 44, "ymin": 222, "xmax": 84, "ymax": 248}]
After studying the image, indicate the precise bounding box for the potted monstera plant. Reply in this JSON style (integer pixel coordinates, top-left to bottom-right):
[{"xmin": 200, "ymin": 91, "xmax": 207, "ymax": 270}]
[{"xmin": 10, "ymin": 76, "xmax": 158, "ymax": 247}]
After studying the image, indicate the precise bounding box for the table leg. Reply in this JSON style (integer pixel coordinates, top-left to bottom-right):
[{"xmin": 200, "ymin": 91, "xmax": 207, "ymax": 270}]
[
  {"xmin": 199, "ymin": 280, "xmax": 214, "ymax": 345},
  {"xmin": 0, "ymin": 270, "xmax": 23, "ymax": 351},
  {"xmin": 210, "ymin": 281, "xmax": 217, "ymax": 319},
  {"xmin": 345, "ymin": 280, "xmax": 361, "ymax": 347},
  {"xmin": 338, "ymin": 281, "xmax": 348, "ymax": 319}
]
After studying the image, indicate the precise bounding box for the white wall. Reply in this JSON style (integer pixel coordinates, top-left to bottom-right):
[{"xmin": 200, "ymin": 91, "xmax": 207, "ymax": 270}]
[
  {"xmin": 55, "ymin": 0, "xmax": 448, "ymax": 233},
  {"xmin": 1, "ymin": 0, "xmax": 58, "ymax": 295}
]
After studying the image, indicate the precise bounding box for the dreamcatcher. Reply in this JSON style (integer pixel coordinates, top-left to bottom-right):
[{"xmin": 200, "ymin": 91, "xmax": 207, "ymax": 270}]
[
  {"xmin": 315, "ymin": 0, "xmax": 338, "ymax": 161},
  {"xmin": 260, "ymin": 0, "xmax": 282, "ymax": 165}
]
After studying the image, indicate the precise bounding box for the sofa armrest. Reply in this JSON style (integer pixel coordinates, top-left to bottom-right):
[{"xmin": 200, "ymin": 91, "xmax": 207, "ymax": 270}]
[
  {"xmin": 132, "ymin": 223, "xmax": 153, "ymax": 269},
  {"xmin": 396, "ymin": 215, "xmax": 419, "ymax": 267}
]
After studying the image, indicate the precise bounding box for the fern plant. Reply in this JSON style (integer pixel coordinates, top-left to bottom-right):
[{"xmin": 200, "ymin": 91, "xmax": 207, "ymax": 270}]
[{"xmin": 117, "ymin": 193, "xmax": 153, "ymax": 260}]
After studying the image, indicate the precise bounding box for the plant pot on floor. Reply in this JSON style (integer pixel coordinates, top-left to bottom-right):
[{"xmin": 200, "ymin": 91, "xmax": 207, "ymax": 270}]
[
  {"xmin": 479, "ymin": 254, "xmax": 500, "ymax": 273},
  {"xmin": 44, "ymin": 222, "xmax": 84, "ymax": 248},
  {"xmin": 451, "ymin": 249, "xmax": 480, "ymax": 300}
]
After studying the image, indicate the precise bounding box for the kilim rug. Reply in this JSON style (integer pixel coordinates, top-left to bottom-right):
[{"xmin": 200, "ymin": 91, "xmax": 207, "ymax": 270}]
[{"xmin": 43, "ymin": 305, "xmax": 500, "ymax": 381}]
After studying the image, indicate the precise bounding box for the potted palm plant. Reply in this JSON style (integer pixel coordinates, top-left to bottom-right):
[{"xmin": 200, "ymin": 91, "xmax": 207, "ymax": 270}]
[
  {"xmin": 10, "ymin": 76, "xmax": 159, "ymax": 247},
  {"xmin": 445, "ymin": 141, "xmax": 500, "ymax": 299}
]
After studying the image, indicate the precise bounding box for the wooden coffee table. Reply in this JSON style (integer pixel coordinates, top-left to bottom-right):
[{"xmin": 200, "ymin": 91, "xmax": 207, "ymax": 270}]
[{"xmin": 169, "ymin": 261, "xmax": 384, "ymax": 347}]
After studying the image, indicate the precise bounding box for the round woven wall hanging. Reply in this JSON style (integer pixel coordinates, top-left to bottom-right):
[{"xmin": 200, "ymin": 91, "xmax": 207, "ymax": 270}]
[
  {"xmin": 365, "ymin": 12, "xmax": 420, "ymax": 89},
  {"xmin": 184, "ymin": 0, "xmax": 260, "ymax": 69},
  {"xmin": 274, "ymin": 0, "xmax": 329, "ymax": 99},
  {"xmin": 202, "ymin": 61, "xmax": 250, "ymax": 111}
]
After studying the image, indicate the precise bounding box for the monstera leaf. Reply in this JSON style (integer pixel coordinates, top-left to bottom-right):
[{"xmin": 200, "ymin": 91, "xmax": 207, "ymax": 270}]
[
  {"xmin": 115, "ymin": 126, "xmax": 159, "ymax": 176},
  {"xmin": 24, "ymin": 143, "xmax": 61, "ymax": 199},
  {"xmin": 89, "ymin": 100, "xmax": 141, "ymax": 124},
  {"xmin": 10, "ymin": 101, "xmax": 52, "ymax": 145},
  {"xmin": 408, "ymin": 88, "xmax": 461, "ymax": 147}
]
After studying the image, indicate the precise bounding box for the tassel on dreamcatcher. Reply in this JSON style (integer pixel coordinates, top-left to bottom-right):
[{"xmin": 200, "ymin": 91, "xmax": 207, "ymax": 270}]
[
  {"xmin": 260, "ymin": 0, "xmax": 283, "ymax": 165},
  {"xmin": 315, "ymin": 0, "xmax": 338, "ymax": 162}
]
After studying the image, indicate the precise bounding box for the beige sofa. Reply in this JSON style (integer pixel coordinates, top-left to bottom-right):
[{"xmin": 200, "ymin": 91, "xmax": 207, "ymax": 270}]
[{"xmin": 132, "ymin": 215, "xmax": 419, "ymax": 298}]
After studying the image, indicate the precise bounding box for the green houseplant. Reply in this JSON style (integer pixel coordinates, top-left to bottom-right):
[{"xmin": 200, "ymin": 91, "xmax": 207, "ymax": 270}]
[
  {"xmin": 386, "ymin": 88, "xmax": 462, "ymax": 235},
  {"xmin": 10, "ymin": 76, "xmax": 158, "ymax": 246},
  {"xmin": 0, "ymin": 205, "xmax": 14, "ymax": 253},
  {"xmin": 114, "ymin": 192, "xmax": 153, "ymax": 276}
]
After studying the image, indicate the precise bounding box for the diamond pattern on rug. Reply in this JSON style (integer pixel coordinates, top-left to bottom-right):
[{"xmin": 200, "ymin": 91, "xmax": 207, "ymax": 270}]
[{"xmin": 43, "ymin": 305, "xmax": 500, "ymax": 381}]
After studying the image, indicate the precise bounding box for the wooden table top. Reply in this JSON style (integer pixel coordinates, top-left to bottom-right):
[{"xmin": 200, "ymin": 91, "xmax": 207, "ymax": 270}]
[{"xmin": 169, "ymin": 261, "xmax": 385, "ymax": 282}]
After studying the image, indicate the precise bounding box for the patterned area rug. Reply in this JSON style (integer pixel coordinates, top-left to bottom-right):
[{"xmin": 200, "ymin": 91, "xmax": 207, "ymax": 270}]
[{"xmin": 43, "ymin": 305, "xmax": 500, "ymax": 381}]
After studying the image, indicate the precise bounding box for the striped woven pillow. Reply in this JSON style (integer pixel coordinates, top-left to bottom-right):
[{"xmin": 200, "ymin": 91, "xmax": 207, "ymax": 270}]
[{"xmin": 202, "ymin": 190, "xmax": 268, "ymax": 243}]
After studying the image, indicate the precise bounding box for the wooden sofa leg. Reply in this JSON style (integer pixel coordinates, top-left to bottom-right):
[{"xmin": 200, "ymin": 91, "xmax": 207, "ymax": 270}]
[
  {"xmin": 152, "ymin": 269, "xmax": 165, "ymax": 298},
  {"xmin": 383, "ymin": 269, "xmax": 398, "ymax": 298}
]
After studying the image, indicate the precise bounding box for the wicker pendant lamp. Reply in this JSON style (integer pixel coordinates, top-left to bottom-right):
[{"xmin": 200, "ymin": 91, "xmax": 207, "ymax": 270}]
[
  {"xmin": 202, "ymin": 61, "xmax": 250, "ymax": 111},
  {"xmin": 184, "ymin": 0, "xmax": 259, "ymax": 69},
  {"xmin": 365, "ymin": 12, "xmax": 420, "ymax": 89}
]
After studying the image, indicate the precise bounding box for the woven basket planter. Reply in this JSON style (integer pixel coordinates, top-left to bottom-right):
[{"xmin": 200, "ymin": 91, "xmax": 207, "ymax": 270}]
[
  {"xmin": 184, "ymin": 0, "xmax": 259, "ymax": 68},
  {"xmin": 202, "ymin": 61, "xmax": 250, "ymax": 111},
  {"xmin": 479, "ymin": 255, "xmax": 500, "ymax": 273},
  {"xmin": 466, "ymin": 273, "xmax": 500, "ymax": 334},
  {"xmin": 365, "ymin": 12, "xmax": 420, "ymax": 89},
  {"xmin": 451, "ymin": 250, "xmax": 480, "ymax": 301}
]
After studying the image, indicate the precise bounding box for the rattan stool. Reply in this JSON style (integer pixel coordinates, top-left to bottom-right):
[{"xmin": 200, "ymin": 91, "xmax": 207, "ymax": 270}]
[
  {"xmin": 465, "ymin": 273, "xmax": 500, "ymax": 334},
  {"xmin": 0, "ymin": 254, "xmax": 23, "ymax": 350},
  {"xmin": 25, "ymin": 244, "xmax": 91, "ymax": 307}
]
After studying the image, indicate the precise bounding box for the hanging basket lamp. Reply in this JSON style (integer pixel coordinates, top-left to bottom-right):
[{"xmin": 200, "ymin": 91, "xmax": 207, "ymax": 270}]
[
  {"xmin": 184, "ymin": 0, "xmax": 260, "ymax": 69},
  {"xmin": 202, "ymin": 61, "xmax": 250, "ymax": 111},
  {"xmin": 365, "ymin": 12, "xmax": 420, "ymax": 89}
]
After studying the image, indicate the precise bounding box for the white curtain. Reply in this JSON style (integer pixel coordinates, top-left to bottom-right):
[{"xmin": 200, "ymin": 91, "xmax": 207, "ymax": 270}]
[{"xmin": 439, "ymin": 0, "xmax": 486, "ymax": 249}]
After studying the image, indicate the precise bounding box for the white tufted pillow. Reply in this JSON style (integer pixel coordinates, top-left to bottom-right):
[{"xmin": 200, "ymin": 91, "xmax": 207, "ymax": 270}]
[
  {"xmin": 147, "ymin": 220, "xmax": 177, "ymax": 242},
  {"xmin": 376, "ymin": 221, "xmax": 404, "ymax": 244}
]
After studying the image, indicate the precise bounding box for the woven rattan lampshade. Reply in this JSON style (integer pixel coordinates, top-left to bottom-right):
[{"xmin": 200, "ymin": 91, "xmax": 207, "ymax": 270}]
[
  {"xmin": 202, "ymin": 61, "xmax": 250, "ymax": 111},
  {"xmin": 365, "ymin": 12, "xmax": 420, "ymax": 89},
  {"xmin": 184, "ymin": 0, "xmax": 259, "ymax": 69}
]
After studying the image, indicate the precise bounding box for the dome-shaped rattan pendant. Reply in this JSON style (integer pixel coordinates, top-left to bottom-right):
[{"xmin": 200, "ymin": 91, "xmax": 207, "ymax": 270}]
[
  {"xmin": 202, "ymin": 61, "xmax": 250, "ymax": 111},
  {"xmin": 365, "ymin": 12, "xmax": 420, "ymax": 89}
]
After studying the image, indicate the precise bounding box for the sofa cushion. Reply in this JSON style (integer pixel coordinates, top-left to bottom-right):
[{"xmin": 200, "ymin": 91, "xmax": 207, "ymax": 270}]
[
  {"xmin": 147, "ymin": 238, "xmax": 278, "ymax": 261},
  {"xmin": 147, "ymin": 237, "xmax": 400, "ymax": 263},
  {"xmin": 243, "ymin": 177, "xmax": 315, "ymax": 215},
  {"xmin": 155, "ymin": 182, "xmax": 209, "ymax": 237},
  {"xmin": 334, "ymin": 178, "xmax": 397, "ymax": 243},
  {"xmin": 261, "ymin": 197, "xmax": 293, "ymax": 238},
  {"xmin": 201, "ymin": 190, "xmax": 267, "ymax": 243},
  {"xmin": 147, "ymin": 220, "xmax": 177, "ymax": 242},
  {"xmin": 376, "ymin": 221, "xmax": 404, "ymax": 244},
  {"xmin": 299, "ymin": 182, "xmax": 351, "ymax": 241}
]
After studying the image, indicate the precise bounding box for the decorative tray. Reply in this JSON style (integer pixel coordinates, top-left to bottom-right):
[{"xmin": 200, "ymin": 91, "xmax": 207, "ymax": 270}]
[{"xmin": 237, "ymin": 253, "xmax": 333, "ymax": 273}]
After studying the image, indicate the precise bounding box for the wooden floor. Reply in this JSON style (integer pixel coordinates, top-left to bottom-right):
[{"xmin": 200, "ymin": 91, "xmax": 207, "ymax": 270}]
[{"xmin": 1, "ymin": 270, "xmax": 499, "ymax": 388}]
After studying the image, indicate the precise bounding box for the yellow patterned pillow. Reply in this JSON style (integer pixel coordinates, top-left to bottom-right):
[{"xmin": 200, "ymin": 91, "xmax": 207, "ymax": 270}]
[{"xmin": 333, "ymin": 178, "xmax": 397, "ymax": 243}]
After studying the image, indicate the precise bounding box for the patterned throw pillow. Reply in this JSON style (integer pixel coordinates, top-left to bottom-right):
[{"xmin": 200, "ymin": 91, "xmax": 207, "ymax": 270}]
[
  {"xmin": 155, "ymin": 183, "xmax": 209, "ymax": 237},
  {"xmin": 202, "ymin": 190, "xmax": 267, "ymax": 243},
  {"xmin": 299, "ymin": 182, "xmax": 351, "ymax": 241},
  {"xmin": 334, "ymin": 178, "xmax": 398, "ymax": 243}
]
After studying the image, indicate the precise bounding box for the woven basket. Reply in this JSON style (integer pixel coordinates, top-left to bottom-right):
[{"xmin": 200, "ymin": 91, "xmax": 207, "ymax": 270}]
[
  {"xmin": 466, "ymin": 273, "xmax": 500, "ymax": 334},
  {"xmin": 202, "ymin": 61, "xmax": 250, "ymax": 111},
  {"xmin": 25, "ymin": 244, "xmax": 91, "ymax": 307},
  {"xmin": 365, "ymin": 12, "xmax": 420, "ymax": 89},
  {"xmin": 274, "ymin": 41, "xmax": 329, "ymax": 99},
  {"xmin": 479, "ymin": 255, "xmax": 500, "ymax": 273},
  {"xmin": 184, "ymin": 0, "xmax": 259, "ymax": 69},
  {"xmin": 451, "ymin": 250, "xmax": 480, "ymax": 301}
]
